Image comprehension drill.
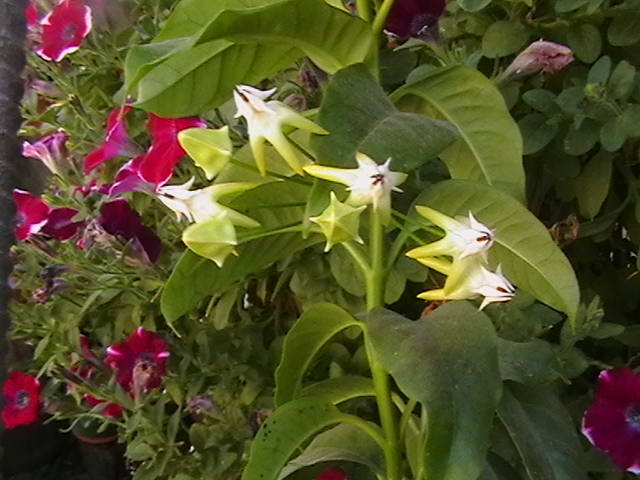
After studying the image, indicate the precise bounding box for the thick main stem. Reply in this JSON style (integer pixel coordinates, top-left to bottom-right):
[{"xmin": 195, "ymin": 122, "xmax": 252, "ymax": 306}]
[{"xmin": 365, "ymin": 211, "xmax": 401, "ymax": 480}]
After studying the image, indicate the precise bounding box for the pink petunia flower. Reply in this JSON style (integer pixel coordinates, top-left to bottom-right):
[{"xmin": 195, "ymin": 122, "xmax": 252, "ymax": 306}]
[
  {"xmin": 106, "ymin": 328, "xmax": 169, "ymax": 396},
  {"xmin": 582, "ymin": 367, "xmax": 640, "ymax": 474},
  {"xmin": 504, "ymin": 40, "xmax": 574, "ymax": 78},
  {"xmin": 385, "ymin": 0, "xmax": 445, "ymax": 40},
  {"xmin": 22, "ymin": 130, "xmax": 68, "ymax": 175},
  {"xmin": 13, "ymin": 189, "xmax": 51, "ymax": 241},
  {"xmin": 2, "ymin": 371, "xmax": 41, "ymax": 429},
  {"xmin": 137, "ymin": 114, "xmax": 207, "ymax": 186},
  {"xmin": 84, "ymin": 106, "xmax": 138, "ymax": 173},
  {"xmin": 36, "ymin": 0, "xmax": 92, "ymax": 62},
  {"xmin": 108, "ymin": 155, "xmax": 154, "ymax": 196},
  {"xmin": 41, "ymin": 207, "xmax": 83, "ymax": 241},
  {"xmin": 98, "ymin": 199, "xmax": 162, "ymax": 263}
]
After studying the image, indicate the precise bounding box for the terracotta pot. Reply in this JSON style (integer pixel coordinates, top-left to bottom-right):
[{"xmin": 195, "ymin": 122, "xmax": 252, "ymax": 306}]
[{"xmin": 72, "ymin": 419, "xmax": 128, "ymax": 480}]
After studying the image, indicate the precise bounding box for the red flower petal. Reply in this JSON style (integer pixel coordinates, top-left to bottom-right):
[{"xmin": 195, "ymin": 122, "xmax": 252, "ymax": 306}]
[
  {"xmin": 25, "ymin": 1, "xmax": 40, "ymax": 29},
  {"xmin": 138, "ymin": 114, "xmax": 206, "ymax": 186},
  {"xmin": 84, "ymin": 395, "xmax": 123, "ymax": 418},
  {"xmin": 2, "ymin": 371, "xmax": 41, "ymax": 429},
  {"xmin": 84, "ymin": 106, "xmax": 137, "ymax": 173},
  {"xmin": 13, "ymin": 189, "xmax": 51, "ymax": 241},
  {"xmin": 315, "ymin": 469, "xmax": 347, "ymax": 480},
  {"xmin": 36, "ymin": 0, "xmax": 92, "ymax": 62},
  {"xmin": 41, "ymin": 207, "xmax": 83, "ymax": 240}
]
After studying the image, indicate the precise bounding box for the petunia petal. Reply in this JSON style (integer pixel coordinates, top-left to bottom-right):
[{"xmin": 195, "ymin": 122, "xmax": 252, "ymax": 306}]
[
  {"xmin": 41, "ymin": 207, "xmax": 83, "ymax": 241},
  {"xmin": 84, "ymin": 106, "xmax": 137, "ymax": 173},
  {"xmin": 13, "ymin": 189, "xmax": 51, "ymax": 241},
  {"xmin": 36, "ymin": 0, "xmax": 92, "ymax": 62}
]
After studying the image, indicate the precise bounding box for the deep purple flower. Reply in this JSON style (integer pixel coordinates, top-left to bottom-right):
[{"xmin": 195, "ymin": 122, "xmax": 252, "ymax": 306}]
[
  {"xmin": 41, "ymin": 207, "xmax": 83, "ymax": 241},
  {"xmin": 13, "ymin": 189, "xmax": 51, "ymax": 241},
  {"xmin": 385, "ymin": 0, "xmax": 446, "ymax": 40},
  {"xmin": 36, "ymin": 0, "xmax": 92, "ymax": 62},
  {"xmin": 84, "ymin": 106, "xmax": 138, "ymax": 173},
  {"xmin": 22, "ymin": 130, "xmax": 68, "ymax": 175},
  {"xmin": 98, "ymin": 199, "xmax": 162, "ymax": 262},
  {"xmin": 106, "ymin": 328, "xmax": 169, "ymax": 395},
  {"xmin": 582, "ymin": 367, "xmax": 640, "ymax": 474},
  {"xmin": 2, "ymin": 371, "xmax": 41, "ymax": 429}
]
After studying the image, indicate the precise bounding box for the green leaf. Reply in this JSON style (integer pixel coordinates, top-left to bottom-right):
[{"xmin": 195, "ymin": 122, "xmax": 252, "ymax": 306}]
[
  {"xmin": 587, "ymin": 56, "xmax": 611, "ymax": 85},
  {"xmin": 420, "ymin": 180, "xmax": 579, "ymax": 322},
  {"xmin": 554, "ymin": 0, "xmax": 588, "ymax": 12},
  {"xmin": 366, "ymin": 303, "xmax": 501, "ymax": 480},
  {"xmin": 608, "ymin": 7, "xmax": 640, "ymax": 47},
  {"xmin": 518, "ymin": 114, "xmax": 558, "ymax": 155},
  {"xmin": 458, "ymin": 0, "xmax": 492, "ymax": 11},
  {"xmin": 599, "ymin": 116, "xmax": 626, "ymax": 152},
  {"xmin": 127, "ymin": 442, "xmax": 156, "ymax": 461},
  {"xmin": 124, "ymin": 38, "xmax": 191, "ymax": 91},
  {"xmin": 497, "ymin": 384, "xmax": 588, "ymax": 480},
  {"xmin": 311, "ymin": 64, "xmax": 459, "ymax": 171},
  {"xmin": 521, "ymin": 89, "xmax": 557, "ymax": 113},
  {"xmin": 275, "ymin": 303, "xmax": 361, "ymax": 406},
  {"xmin": 242, "ymin": 397, "xmax": 351, "ymax": 480},
  {"xmin": 195, "ymin": 0, "xmax": 372, "ymax": 74},
  {"xmin": 575, "ymin": 151, "xmax": 612, "ymax": 219},
  {"xmin": 482, "ymin": 21, "xmax": 529, "ymax": 58},
  {"xmin": 178, "ymin": 127, "xmax": 232, "ymax": 180},
  {"xmin": 567, "ymin": 24, "xmax": 601, "ymax": 63},
  {"xmin": 498, "ymin": 338, "xmax": 560, "ymax": 384},
  {"xmin": 279, "ymin": 424, "xmax": 384, "ymax": 479},
  {"xmin": 300, "ymin": 376, "xmax": 374, "ymax": 403},
  {"xmin": 329, "ymin": 247, "xmax": 366, "ymax": 296},
  {"xmin": 608, "ymin": 60, "xmax": 636, "ymax": 100},
  {"xmin": 393, "ymin": 66, "xmax": 525, "ymax": 202},
  {"xmin": 564, "ymin": 119, "xmax": 599, "ymax": 156}
]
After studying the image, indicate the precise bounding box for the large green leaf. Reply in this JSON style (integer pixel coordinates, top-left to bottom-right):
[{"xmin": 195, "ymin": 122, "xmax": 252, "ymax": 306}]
[
  {"xmin": 498, "ymin": 338, "xmax": 560, "ymax": 384},
  {"xmin": 310, "ymin": 64, "xmax": 459, "ymax": 170},
  {"xmin": 420, "ymin": 180, "xmax": 579, "ymax": 322},
  {"xmin": 275, "ymin": 303, "xmax": 361, "ymax": 406},
  {"xmin": 300, "ymin": 376, "xmax": 374, "ymax": 403},
  {"xmin": 366, "ymin": 303, "xmax": 502, "ymax": 480},
  {"xmin": 279, "ymin": 424, "xmax": 384, "ymax": 479},
  {"xmin": 497, "ymin": 384, "xmax": 588, "ymax": 480},
  {"xmin": 392, "ymin": 66, "xmax": 525, "ymax": 202},
  {"xmin": 242, "ymin": 397, "xmax": 350, "ymax": 480}
]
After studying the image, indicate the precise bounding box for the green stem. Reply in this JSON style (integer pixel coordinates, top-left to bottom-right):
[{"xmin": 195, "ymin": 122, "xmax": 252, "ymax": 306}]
[
  {"xmin": 356, "ymin": 0, "xmax": 372, "ymax": 21},
  {"xmin": 371, "ymin": 0, "xmax": 396, "ymax": 38},
  {"xmin": 364, "ymin": 209, "xmax": 401, "ymax": 480},
  {"xmin": 341, "ymin": 413, "xmax": 386, "ymax": 450}
]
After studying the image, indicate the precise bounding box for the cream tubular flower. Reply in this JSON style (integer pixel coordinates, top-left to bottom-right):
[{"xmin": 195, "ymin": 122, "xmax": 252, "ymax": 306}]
[
  {"xmin": 233, "ymin": 85, "xmax": 328, "ymax": 176},
  {"xmin": 406, "ymin": 206, "xmax": 494, "ymax": 261},
  {"xmin": 304, "ymin": 153, "xmax": 407, "ymax": 223},
  {"xmin": 417, "ymin": 256, "xmax": 515, "ymax": 310}
]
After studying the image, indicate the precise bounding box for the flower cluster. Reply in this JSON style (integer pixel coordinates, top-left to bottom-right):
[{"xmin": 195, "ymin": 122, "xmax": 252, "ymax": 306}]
[{"xmin": 406, "ymin": 206, "xmax": 515, "ymax": 309}]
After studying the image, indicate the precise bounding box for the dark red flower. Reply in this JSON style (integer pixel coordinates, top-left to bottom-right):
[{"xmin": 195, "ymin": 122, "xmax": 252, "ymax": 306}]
[
  {"xmin": 13, "ymin": 189, "xmax": 51, "ymax": 241},
  {"xmin": 582, "ymin": 367, "xmax": 640, "ymax": 474},
  {"xmin": 98, "ymin": 199, "xmax": 162, "ymax": 262},
  {"xmin": 106, "ymin": 328, "xmax": 169, "ymax": 395},
  {"xmin": 41, "ymin": 207, "xmax": 83, "ymax": 241},
  {"xmin": 315, "ymin": 469, "xmax": 347, "ymax": 480},
  {"xmin": 84, "ymin": 394, "xmax": 123, "ymax": 418},
  {"xmin": 137, "ymin": 115, "xmax": 206, "ymax": 186},
  {"xmin": 385, "ymin": 0, "xmax": 445, "ymax": 39},
  {"xmin": 84, "ymin": 106, "xmax": 138, "ymax": 173},
  {"xmin": 22, "ymin": 129, "xmax": 68, "ymax": 175},
  {"xmin": 36, "ymin": 0, "xmax": 92, "ymax": 62},
  {"xmin": 2, "ymin": 371, "xmax": 41, "ymax": 429}
]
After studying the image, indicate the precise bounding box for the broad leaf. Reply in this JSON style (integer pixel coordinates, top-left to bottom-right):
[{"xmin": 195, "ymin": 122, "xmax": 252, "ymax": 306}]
[
  {"xmin": 420, "ymin": 180, "xmax": 579, "ymax": 323},
  {"xmin": 498, "ymin": 338, "xmax": 560, "ymax": 384},
  {"xmin": 300, "ymin": 376, "xmax": 375, "ymax": 403},
  {"xmin": 275, "ymin": 303, "xmax": 362, "ymax": 406},
  {"xmin": 498, "ymin": 384, "xmax": 588, "ymax": 480},
  {"xmin": 366, "ymin": 303, "xmax": 502, "ymax": 480},
  {"xmin": 311, "ymin": 64, "xmax": 458, "ymax": 171},
  {"xmin": 242, "ymin": 397, "xmax": 350, "ymax": 480},
  {"xmin": 392, "ymin": 66, "xmax": 525, "ymax": 202},
  {"xmin": 279, "ymin": 424, "xmax": 384, "ymax": 479}
]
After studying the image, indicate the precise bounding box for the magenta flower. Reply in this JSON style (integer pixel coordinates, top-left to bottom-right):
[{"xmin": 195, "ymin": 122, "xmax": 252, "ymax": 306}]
[
  {"xmin": 504, "ymin": 40, "xmax": 574, "ymax": 78},
  {"xmin": 36, "ymin": 0, "xmax": 92, "ymax": 62},
  {"xmin": 41, "ymin": 207, "xmax": 83, "ymax": 241},
  {"xmin": 108, "ymin": 155, "xmax": 154, "ymax": 196},
  {"xmin": 106, "ymin": 328, "xmax": 169, "ymax": 395},
  {"xmin": 582, "ymin": 367, "xmax": 640, "ymax": 474},
  {"xmin": 84, "ymin": 106, "xmax": 138, "ymax": 173},
  {"xmin": 385, "ymin": 0, "xmax": 446, "ymax": 39},
  {"xmin": 2, "ymin": 371, "xmax": 41, "ymax": 429},
  {"xmin": 23, "ymin": 129, "xmax": 68, "ymax": 175},
  {"xmin": 25, "ymin": 1, "xmax": 40, "ymax": 29},
  {"xmin": 84, "ymin": 394, "xmax": 123, "ymax": 418},
  {"xmin": 137, "ymin": 114, "xmax": 207, "ymax": 186},
  {"xmin": 13, "ymin": 189, "xmax": 51, "ymax": 241},
  {"xmin": 98, "ymin": 199, "xmax": 162, "ymax": 263}
]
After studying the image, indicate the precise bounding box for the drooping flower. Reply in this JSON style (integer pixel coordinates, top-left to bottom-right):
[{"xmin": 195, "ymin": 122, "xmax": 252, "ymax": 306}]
[
  {"xmin": 22, "ymin": 130, "xmax": 68, "ymax": 175},
  {"xmin": 2, "ymin": 371, "xmax": 41, "ymax": 429},
  {"xmin": 309, "ymin": 192, "xmax": 366, "ymax": 251},
  {"xmin": 98, "ymin": 199, "xmax": 162, "ymax": 263},
  {"xmin": 13, "ymin": 189, "xmax": 51, "ymax": 241},
  {"xmin": 137, "ymin": 114, "xmax": 207, "ymax": 186},
  {"xmin": 36, "ymin": 0, "xmax": 92, "ymax": 62},
  {"xmin": 84, "ymin": 106, "xmax": 138, "ymax": 173},
  {"xmin": 315, "ymin": 469, "xmax": 347, "ymax": 480},
  {"xmin": 417, "ymin": 255, "xmax": 515, "ymax": 310},
  {"xmin": 406, "ymin": 206, "xmax": 494, "ymax": 261},
  {"xmin": 582, "ymin": 367, "xmax": 640, "ymax": 474},
  {"xmin": 233, "ymin": 85, "xmax": 328, "ymax": 175},
  {"xmin": 385, "ymin": 0, "xmax": 446, "ymax": 40},
  {"xmin": 504, "ymin": 40, "xmax": 574, "ymax": 78},
  {"xmin": 41, "ymin": 207, "xmax": 83, "ymax": 241},
  {"xmin": 84, "ymin": 394, "xmax": 123, "ymax": 418},
  {"xmin": 106, "ymin": 328, "xmax": 169, "ymax": 395},
  {"xmin": 304, "ymin": 153, "xmax": 407, "ymax": 223}
]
